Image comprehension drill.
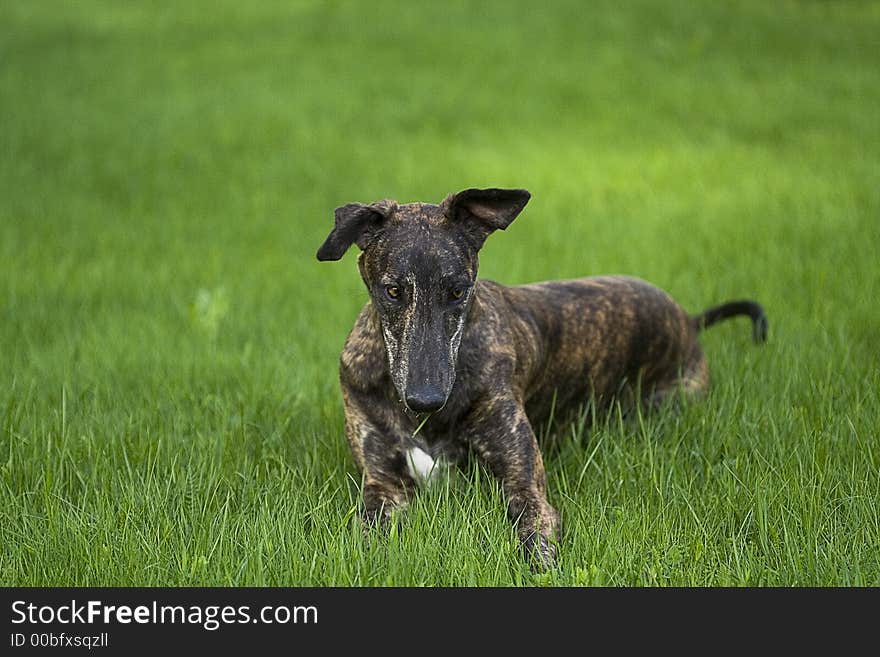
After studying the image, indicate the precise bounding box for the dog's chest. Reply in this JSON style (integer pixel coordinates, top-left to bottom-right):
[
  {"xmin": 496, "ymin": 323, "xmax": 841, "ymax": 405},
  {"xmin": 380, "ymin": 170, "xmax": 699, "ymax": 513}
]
[
  {"xmin": 403, "ymin": 422, "xmax": 468, "ymax": 483},
  {"xmin": 404, "ymin": 444, "xmax": 439, "ymax": 483}
]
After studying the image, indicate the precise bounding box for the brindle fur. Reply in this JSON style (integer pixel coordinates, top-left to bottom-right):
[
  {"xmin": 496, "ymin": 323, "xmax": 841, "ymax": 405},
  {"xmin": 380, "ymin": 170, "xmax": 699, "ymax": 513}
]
[{"xmin": 317, "ymin": 188, "xmax": 767, "ymax": 568}]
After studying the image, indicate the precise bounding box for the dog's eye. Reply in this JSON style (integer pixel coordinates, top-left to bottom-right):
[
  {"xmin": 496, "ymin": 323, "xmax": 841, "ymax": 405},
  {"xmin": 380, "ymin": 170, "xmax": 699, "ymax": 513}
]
[
  {"xmin": 450, "ymin": 288, "xmax": 465, "ymax": 302},
  {"xmin": 385, "ymin": 285, "xmax": 401, "ymax": 300}
]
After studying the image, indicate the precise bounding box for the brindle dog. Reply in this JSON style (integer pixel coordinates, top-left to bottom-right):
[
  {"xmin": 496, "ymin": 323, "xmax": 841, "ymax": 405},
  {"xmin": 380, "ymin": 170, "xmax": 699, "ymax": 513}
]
[{"xmin": 317, "ymin": 188, "xmax": 766, "ymax": 568}]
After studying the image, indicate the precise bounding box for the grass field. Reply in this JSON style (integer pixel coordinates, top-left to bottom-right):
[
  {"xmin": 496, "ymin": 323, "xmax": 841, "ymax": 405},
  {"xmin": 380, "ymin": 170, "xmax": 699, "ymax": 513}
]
[{"xmin": 1, "ymin": 1, "xmax": 878, "ymax": 586}]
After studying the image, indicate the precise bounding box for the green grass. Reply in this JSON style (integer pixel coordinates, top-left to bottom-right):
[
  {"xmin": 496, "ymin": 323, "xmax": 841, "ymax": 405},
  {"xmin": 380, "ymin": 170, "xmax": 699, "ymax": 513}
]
[{"xmin": 2, "ymin": 0, "xmax": 879, "ymax": 586}]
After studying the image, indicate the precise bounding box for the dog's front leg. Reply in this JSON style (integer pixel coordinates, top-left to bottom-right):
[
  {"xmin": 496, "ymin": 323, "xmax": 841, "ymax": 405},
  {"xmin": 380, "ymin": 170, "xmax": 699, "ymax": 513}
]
[
  {"xmin": 342, "ymin": 387, "xmax": 417, "ymax": 528},
  {"xmin": 465, "ymin": 394, "xmax": 561, "ymax": 569}
]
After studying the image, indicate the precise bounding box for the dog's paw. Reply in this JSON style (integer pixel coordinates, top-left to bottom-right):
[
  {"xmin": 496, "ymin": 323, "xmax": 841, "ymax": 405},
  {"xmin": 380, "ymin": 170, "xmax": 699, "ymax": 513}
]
[
  {"xmin": 361, "ymin": 507, "xmax": 390, "ymax": 532},
  {"xmin": 522, "ymin": 532, "xmax": 558, "ymax": 571},
  {"xmin": 360, "ymin": 500, "xmax": 408, "ymax": 539}
]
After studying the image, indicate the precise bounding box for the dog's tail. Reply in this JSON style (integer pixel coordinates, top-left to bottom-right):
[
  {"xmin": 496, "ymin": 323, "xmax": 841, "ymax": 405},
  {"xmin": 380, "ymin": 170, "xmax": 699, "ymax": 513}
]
[{"xmin": 692, "ymin": 300, "xmax": 768, "ymax": 343}]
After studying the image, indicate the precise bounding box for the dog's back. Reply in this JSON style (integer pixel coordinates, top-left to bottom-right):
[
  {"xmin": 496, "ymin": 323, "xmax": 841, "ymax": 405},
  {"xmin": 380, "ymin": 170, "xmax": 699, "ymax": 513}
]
[{"xmin": 474, "ymin": 275, "xmax": 701, "ymax": 426}]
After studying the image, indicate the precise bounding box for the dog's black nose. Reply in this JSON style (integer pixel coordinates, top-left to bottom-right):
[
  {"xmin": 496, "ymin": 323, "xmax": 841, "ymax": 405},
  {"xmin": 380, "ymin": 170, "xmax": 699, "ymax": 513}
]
[{"xmin": 405, "ymin": 386, "xmax": 446, "ymax": 413}]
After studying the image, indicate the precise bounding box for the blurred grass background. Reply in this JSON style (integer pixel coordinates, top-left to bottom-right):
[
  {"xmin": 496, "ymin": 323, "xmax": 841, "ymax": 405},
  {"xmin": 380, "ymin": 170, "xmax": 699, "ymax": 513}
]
[{"xmin": 1, "ymin": 0, "xmax": 878, "ymax": 585}]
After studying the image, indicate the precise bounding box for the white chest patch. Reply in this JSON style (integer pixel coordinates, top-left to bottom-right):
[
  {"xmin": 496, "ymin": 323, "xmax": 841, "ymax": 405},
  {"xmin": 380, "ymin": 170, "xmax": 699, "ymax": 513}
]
[{"xmin": 405, "ymin": 445, "xmax": 438, "ymax": 484}]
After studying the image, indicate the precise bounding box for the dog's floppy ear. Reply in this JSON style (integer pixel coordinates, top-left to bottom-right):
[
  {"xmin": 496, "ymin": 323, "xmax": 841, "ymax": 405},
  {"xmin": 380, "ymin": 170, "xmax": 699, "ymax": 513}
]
[
  {"xmin": 316, "ymin": 199, "xmax": 397, "ymax": 261},
  {"xmin": 442, "ymin": 188, "xmax": 531, "ymax": 249}
]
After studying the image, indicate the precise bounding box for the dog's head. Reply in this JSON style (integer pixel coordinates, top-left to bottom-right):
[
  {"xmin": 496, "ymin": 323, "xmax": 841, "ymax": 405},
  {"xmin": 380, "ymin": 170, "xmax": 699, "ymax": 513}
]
[{"xmin": 317, "ymin": 188, "xmax": 530, "ymax": 413}]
